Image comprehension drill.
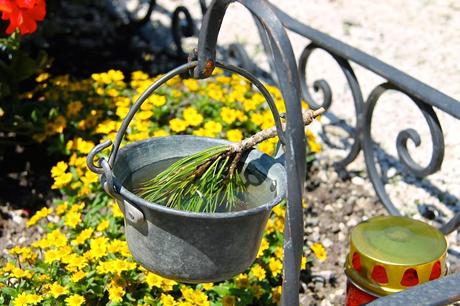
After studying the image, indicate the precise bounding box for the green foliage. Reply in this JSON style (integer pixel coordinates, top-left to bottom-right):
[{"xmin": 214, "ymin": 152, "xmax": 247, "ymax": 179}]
[{"xmin": 0, "ymin": 32, "xmax": 48, "ymax": 99}]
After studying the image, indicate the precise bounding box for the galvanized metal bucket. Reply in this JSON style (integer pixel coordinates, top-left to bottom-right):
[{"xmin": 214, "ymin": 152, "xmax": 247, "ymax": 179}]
[{"xmin": 87, "ymin": 61, "xmax": 287, "ymax": 283}]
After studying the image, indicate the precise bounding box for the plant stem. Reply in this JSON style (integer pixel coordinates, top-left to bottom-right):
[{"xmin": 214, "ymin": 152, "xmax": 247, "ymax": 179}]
[{"xmin": 229, "ymin": 108, "xmax": 324, "ymax": 153}]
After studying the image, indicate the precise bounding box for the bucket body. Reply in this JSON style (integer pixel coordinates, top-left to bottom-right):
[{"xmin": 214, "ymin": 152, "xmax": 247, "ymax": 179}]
[{"xmin": 110, "ymin": 136, "xmax": 286, "ymax": 283}]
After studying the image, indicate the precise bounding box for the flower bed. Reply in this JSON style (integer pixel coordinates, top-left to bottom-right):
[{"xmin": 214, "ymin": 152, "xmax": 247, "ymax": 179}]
[{"xmin": 0, "ymin": 69, "xmax": 324, "ymax": 305}]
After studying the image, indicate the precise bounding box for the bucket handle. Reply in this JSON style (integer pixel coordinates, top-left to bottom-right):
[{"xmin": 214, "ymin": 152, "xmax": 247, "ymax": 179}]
[{"xmin": 87, "ymin": 60, "xmax": 286, "ymax": 195}]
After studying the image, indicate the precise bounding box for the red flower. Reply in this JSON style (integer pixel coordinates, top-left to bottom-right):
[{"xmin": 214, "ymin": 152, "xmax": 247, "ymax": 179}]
[{"xmin": 0, "ymin": 0, "xmax": 46, "ymax": 35}]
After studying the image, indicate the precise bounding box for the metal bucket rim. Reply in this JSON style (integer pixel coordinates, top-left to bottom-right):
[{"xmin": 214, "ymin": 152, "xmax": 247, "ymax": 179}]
[{"xmin": 113, "ymin": 135, "xmax": 286, "ymax": 219}]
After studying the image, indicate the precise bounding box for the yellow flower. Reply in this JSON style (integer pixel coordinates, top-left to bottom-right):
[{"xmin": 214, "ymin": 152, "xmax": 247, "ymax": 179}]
[
  {"xmin": 250, "ymin": 284, "xmax": 264, "ymax": 299},
  {"xmin": 52, "ymin": 172, "xmax": 73, "ymax": 189},
  {"xmin": 250, "ymin": 113, "xmax": 264, "ymax": 127},
  {"xmin": 226, "ymin": 129, "xmax": 243, "ymax": 142},
  {"xmin": 95, "ymin": 119, "xmax": 117, "ymax": 134},
  {"xmin": 132, "ymin": 71, "xmax": 148, "ymax": 80},
  {"xmin": 220, "ymin": 107, "xmax": 237, "ymax": 124},
  {"xmin": 161, "ymin": 278, "xmax": 178, "ymax": 292},
  {"xmin": 258, "ymin": 140, "xmax": 275, "ymax": 156},
  {"xmin": 75, "ymin": 138, "xmax": 94, "ymax": 154},
  {"xmin": 274, "ymin": 246, "xmax": 283, "ymax": 259},
  {"xmin": 107, "ymin": 239, "xmax": 127, "ymax": 254},
  {"xmin": 222, "ymin": 296, "xmax": 236, "ymax": 306},
  {"xmin": 181, "ymin": 287, "xmax": 209, "ymax": 305},
  {"xmin": 96, "ymin": 219, "xmax": 110, "ymax": 232},
  {"xmin": 51, "ymin": 161, "xmax": 68, "ymax": 177},
  {"xmin": 306, "ymin": 130, "xmax": 321, "ymax": 150},
  {"xmin": 243, "ymin": 98, "xmax": 257, "ymax": 112},
  {"xmin": 235, "ymin": 273, "xmax": 249, "ymax": 288},
  {"xmin": 192, "ymin": 128, "xmax": 207, "ymax": 137},
  {"xmin": 111, "ymin": 201, "xmax": 124, "ymax": 218},
  {"xmin": 49, "ymin": 282, "xmax": 69, "ymax": 298},
  {"xmin": 200, "ymin": 283, "xmax": 213, "ymax": 291},
  {"xmin": 65, "ymin": 211, "xmax": 81, "ymax": 229},
  {"xmin": 56, "ymin": 202, "xmax": 67, "ymax": 216},
  {"xmin": 71, "ymin": 271, "xmax": 86, "ymax": 283},
  {"xmin": 67, "ymin": 101, "xmax": 83, "ymax": 117},
  {"xmin": 183, "ymin": 79, "xmax": 199, "ymax": 91},
  {"xmin": 301, "ymin": 256, "xmax": 307, "ymax": 270},
  {"xmin": 97, "ymin": 259, "xmax": 136, "ymax": 275},
  {"xmin": 10, "ymin": 267, "xmax": 33, "ymax": 279},
  {"xmin": 72, "ymin": 228, "xmax": 94, "ymax": 246},
  {"xmin": 271, "ymin": 286, "xmax": 282, "ymax": 305},
  {"xmin": 87, "ymin": 237, "xmax": 108, "ymax": 260},
  {"xmin": 138, "ymin": 110, "xmax": 154, "ymax": 120},
  {"xmin": 169, "ymin": 118, "xmax": 188, "ymax": 133},
  {"xmin": 13, "ymin": 292, "xmax": 42, "ymax": 306},
  {"xmin": 183, "ymin": 107, "xmax": 203, "ymax": 127},
  {"xmin": 44, "ymin": 249, "xmax": 62, "ymax": 264},
  {"xmin": 111, "ymin": 69, "xmax": 125, "ymax": 81},
  {"xmin": 150, "ymin": 94, "xmax": 167, "ymax": 107},
  {"xmin": 268, "ymin": 258, "xmax": 283, "ymax": 277},
  {"xmin": 257, "ymin": 238, "xmax": 269, "ymax": 258},
  {"xmin": 32, "ymin": 238, "xmax": 50, "ymax": 249},
  {"xmin": 27, "ymin": 207, "xmax": 52, "ymax": 227},
  {"xmin": 153, "ymin": 129, "xmax": 169, "ymax": 137},
  {"xmin": 65, "ymin": 294, "xmax": 85, "ymax": 306},
  {"xmin": 36, "ymin": 72, "xmax": 49, "ymax": 82},
  {"xmin": 108, "ymin": 284, "xmax": 125, "ymax": 303},
  {"xmin": 160, "ymin": 293, "xmax": 176, "ymax": 306},
  {"xmin": 3, "ymin": 262, "xmax": 15, "ymax": 272},
  {"xmin": 310, "ymin": 242, "xmax": 327, "ymax": 262},
  {"xmin": 249, "ymin": 264, "xmax": 266, "ymax": 281},
  {"xmin": 234, "ymin": 110, "xmax": 248, "ymax": 122},
  {"xmin": 273, "ymin": 205, "xmax": 285, "ymax": 218},
  {"xmin": 203, "ymin": 120, "xmax": 222, "ymax": 136},
  {"xmin": 47, "ymin": 229, "xmax": 68, "ymax": 247},
  {"xmin": 145, "ymin": 272, "xmax": 163, "ymax": 288},
  {"xmin": 63, "ymin": 254, "xmax": 88, "ymax": 272}
]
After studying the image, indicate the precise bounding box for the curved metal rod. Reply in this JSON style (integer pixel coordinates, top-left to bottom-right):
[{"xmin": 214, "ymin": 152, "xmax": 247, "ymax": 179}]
[
  {"xmin": 367, "ymin": 270, "xmax": 460, "ymax": 305},
  {"xmin": 225, "ymin": 43, "xmax": 254, "ymax": 72},
  {"xmin": 199, "ymin": 0, "xmax": 208, "ymax": 16},
  {"xmin": 362, "ymin": 82, "xmax": 445, "ymax": 218},
  {"xmin": 195, "ymin": 1, "xmax": 306, "ymax": 304},
  {"xmin": 86, "ymin": 139, "xmax": 112, "ymax": 175},
  {"xmin": 298, "ymin": 43, "xmax": 364, "ymax": 169},
  {"xmin": 129, "ymin": 0, "xmax": 156, "ymax": 27},
  {"xmin": 440, "ymin": 212, "xmax": 460, "ymax": 235},
  {"xmin": 171, "ymin": 6, "xmax": 195, "ymax": 57}
]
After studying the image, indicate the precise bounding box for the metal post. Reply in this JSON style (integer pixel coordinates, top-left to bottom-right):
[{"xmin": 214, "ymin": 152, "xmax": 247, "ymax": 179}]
[{"xmin": 193, "ymin": 0, "xmax": 306, "ymax": 304}]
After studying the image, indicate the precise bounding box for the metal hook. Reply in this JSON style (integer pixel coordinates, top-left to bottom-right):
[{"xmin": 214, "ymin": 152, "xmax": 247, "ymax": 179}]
[{"xmin": 86, "ymin": 139, "xmax": 113, "ymax": 174}]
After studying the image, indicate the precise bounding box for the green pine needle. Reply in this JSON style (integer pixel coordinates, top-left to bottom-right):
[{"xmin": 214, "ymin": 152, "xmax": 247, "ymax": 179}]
[{"xmin": 136, "ymin": 145, "xmax": 247, "ymax": 213}]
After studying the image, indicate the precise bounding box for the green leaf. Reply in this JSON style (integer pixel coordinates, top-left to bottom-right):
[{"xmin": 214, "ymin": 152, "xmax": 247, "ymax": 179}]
[
  {"xmin": 10, "ymin": 50, "xmax": 38, "ymax": 82},
  {"xmin": 211, "ymin": 283, "xmax": 232, "ymax": 297},
  {"xmin": 1, "ymin": 286, "xmax": 17, "ymax": 297}
]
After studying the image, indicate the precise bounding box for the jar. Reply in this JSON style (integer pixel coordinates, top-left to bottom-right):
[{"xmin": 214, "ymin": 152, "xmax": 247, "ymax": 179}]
[{"xmin": 344, "ymin": 216, "xmax": 448, "ymax": 306}]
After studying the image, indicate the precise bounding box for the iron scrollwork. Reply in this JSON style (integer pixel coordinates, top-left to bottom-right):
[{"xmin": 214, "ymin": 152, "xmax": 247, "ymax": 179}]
[
  {"xmin": 297, "ymin": 42, "xmax": 364, "ymax": 170},
  {"xmin": 361, "ymin": 82, "xmax": 445, "ymax": 217},
  {"xmin": 260, "ymin": 2, "xmax": 460, "ymax": 237}
]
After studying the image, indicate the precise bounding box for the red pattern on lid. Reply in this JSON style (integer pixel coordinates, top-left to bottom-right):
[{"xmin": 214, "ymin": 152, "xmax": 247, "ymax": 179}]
[{"xmin": 401, "ymin": 268, "xmax": 419, "ymax": 287}]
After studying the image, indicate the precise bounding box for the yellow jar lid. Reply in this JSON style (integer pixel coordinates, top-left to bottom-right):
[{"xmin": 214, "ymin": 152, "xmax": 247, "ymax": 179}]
[{"xmin": 345, "ymin": 216, "xmax": 448, "ymax": 296}]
